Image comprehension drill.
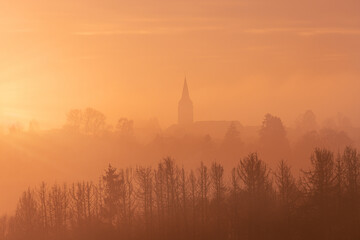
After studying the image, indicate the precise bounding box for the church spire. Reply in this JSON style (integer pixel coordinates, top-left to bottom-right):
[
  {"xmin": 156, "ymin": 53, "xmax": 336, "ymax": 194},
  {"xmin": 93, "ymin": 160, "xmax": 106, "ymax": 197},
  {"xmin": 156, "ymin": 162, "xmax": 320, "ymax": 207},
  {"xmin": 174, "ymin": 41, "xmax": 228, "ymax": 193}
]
[
  {"xmin": 181, "ymin": 77, "xmax": 190, "ymax": 99},
  {"xmin": 178, "ymin": 77, "xmax": 193, "ymax": 124}
]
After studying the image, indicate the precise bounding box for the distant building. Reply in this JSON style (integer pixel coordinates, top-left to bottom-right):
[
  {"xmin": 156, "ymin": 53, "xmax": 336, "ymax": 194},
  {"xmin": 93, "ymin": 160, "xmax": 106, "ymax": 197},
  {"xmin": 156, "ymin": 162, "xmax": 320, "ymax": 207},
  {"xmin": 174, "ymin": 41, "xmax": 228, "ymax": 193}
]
[
  {"xmin": 167, "ymin": 120, "xmax": 244, "ymax": 140},
  {"xmin": 167, "ymin": 78, "xmax": 249, "ymax": 140},
  {"xmin": 178, "ymin": 78, "xmax": 194, "ymax": 125}
]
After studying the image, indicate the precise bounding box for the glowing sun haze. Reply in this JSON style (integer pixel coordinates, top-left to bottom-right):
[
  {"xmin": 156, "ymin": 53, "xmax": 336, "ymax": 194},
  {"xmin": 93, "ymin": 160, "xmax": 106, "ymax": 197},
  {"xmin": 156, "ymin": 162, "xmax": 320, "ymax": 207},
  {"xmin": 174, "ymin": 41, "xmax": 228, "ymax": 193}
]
[{"xmin": 0, "ymin": 0, "xmax": 359, "ymax": 128}]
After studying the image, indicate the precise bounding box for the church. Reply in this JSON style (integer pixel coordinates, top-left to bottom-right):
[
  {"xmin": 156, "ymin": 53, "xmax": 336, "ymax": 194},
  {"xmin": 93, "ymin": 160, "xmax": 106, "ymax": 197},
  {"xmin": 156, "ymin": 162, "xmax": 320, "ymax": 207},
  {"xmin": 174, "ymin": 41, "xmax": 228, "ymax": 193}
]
[
  {"xmin": 178, "ymin": 78, "xmax": 194, "ymax": 125},
  {"xmin": 165, "ymin": 78, "xmax": 244, "ymax": 140}
]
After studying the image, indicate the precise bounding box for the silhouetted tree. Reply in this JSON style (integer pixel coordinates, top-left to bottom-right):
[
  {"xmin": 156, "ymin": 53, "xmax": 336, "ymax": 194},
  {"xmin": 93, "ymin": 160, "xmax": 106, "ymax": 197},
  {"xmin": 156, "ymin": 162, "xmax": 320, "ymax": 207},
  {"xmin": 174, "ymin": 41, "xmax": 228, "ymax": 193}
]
[
  {"xmin": 47, "ymin": 184, "xmax": 69, "ymax": 234},
  {"xmin": 0, "ymin": 215, "xmax": 8, "ymax": 239},
  {"xmin": 221, "ymin": 122, "xmax": 243, "ymax": 162},
  {"xmin": 342, "ymin": 146, "xmax": 360, "ymax": 200},
  {"xmin": 65, "ymin": 109, "xmax": 83, "ymax": 133},
  {"xmin": 341, "ymin": 146, "xmax": 360, "ymax": 237},
  {"xmin": 296, "ymin": 110, "xmax": 318, "ymax": 134},
  {"xmin": 275, "ymin": 160, "xmax": 298, "ymax": 212},
  {"xmin": 14, "ymin": 189, "xmax": 40, "ymax": 239},
  {"xmin": 198, "ymin": 162, "xmax": 210, "ymax": 228},
  {"xmin": 274, "ymin": 160, "xmax": 299, "ymax": 238},
  {"xmin": 119, "ymin": 168, "xmax": 135, "ymax": 237},
  {"xmin": 302, "ymin": 148, "xmax": 336, "ymax": 238},
  {"xmin": 38, "ymin": 182, "xmax": 48, "ymax": 233},
  {"xmin": 65, "ymin": 108, "xmax": 107, "ymax": 136},
  {"xmin": 237, "ymin": 153, "xmax": 273, "ymax": 239},
  {"xmin": 302, "ymin": 148, "xmax": 335, "ymax": 208},
  {"xmin": 180, "ymin": 167, "xmax": 188, "ymax": 235},
  {"xmin": 229, "ymin": 167, "xmax": 240, "ymax": 239},
  {"xmin": 259, "ymin": 114, "xmax": 290, "ymax": 165},
  {"xmin": 102, "ymin": 165, "xmax": 120, "ymax": 226},
  {"xmin": 135, "ymin": 166, "xmax": 153, "ymax": 238},
  {"xmin": 116, "ymin": 118, "xmax": 134, "ymax": 138},
  {"xmin": 210, "ymin": 162, "xmax": 226, "ymax": 238},
  {"xmin": 188, "ymin": 170, "xmax": 198, "ymax": 238},
  {"xmin": 82, "ymin": 108, "xmax": 106, "ymax": 136}
]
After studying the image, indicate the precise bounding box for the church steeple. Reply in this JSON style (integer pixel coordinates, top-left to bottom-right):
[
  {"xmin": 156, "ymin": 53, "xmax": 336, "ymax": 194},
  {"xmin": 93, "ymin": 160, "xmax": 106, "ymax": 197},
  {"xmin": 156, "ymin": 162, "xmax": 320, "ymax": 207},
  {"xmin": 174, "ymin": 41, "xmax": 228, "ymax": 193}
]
[
  {"xmin": 181, "ymin": 77, "xmax": 190, "ymax": 99},
  {"xmin": 178, "ymin": 77, "xmax": 194, "ymax": 125}
]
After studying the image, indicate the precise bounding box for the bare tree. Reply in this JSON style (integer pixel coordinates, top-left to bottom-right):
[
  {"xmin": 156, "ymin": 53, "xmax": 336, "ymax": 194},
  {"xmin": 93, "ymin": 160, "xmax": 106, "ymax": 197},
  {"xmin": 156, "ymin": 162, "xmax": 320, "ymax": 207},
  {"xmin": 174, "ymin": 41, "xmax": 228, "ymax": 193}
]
[
  {"xmin": 69, "ymin": 182, "xmax": 95, "ymax": 227},
  {"xmin": 342, "ymin": 146, "xmax": 360, "ymax": 201},
  {"xmin": 136, "ymin": 166, "xmax": 153, "ymax": 238},
  {"xmin": 210, "ymin": 162, "xmax": 227, "ymax": 238},
  {"xmin": 14, "ymin": 189, "xmax": 40, "ymax": 238},
  {"xmin": 0, "ymin": 215, "xmax": 8, "ymax": 240},
  {"xmin": 302, "ymin": 148, "xmax": 335, "ymax": 210},
  {"xmin": 274, "ymin": 160, "xmax": 299, "ymax": 212},
  {"xmin": 154, "ymin": 163, "xmax": 165, "ymax": 236},
  {"xmin": 116, "ymin": 118, "xmax": 134, "ymax": 138},
  {"xmin": 102, "ymin": 165, "xmax": 120, "ymax": 226},
  {"xmin": 229, "ymin": 167, "xmax": 240, "ymax": 239},
  {"xmin": 180, "ymin": 167, "xmax": 188, "ymax": 233},
  {"xmin": 237, "ymin": 153, "xmax": 272, "ymax": 239},
  {"xmin": 198, "ymin": 162, "xmax": 210, "ymax": 226},
  {"xmin": 238, "ymin": 153, "xmax": 271, "ymax": 197},
  {"xmin": 189, "ymin": 170, "xmax": 198, "ymax": 238},
  {"xmin": 47, "ymin": 184, "xmax": 69, "ymax": 233},
  {"xmin": 38, "ymin": 182, "xmax": 48, "ymax": 232},
  {"xmin": 82, "ymin": 108, "xmax": 106, "ymax": 136},
  {"xmin": 65, "ymin": 109, "xmax": 83, "ymax": 133},
  {"xmin": 211, "ymin": 162, "xmax": 226, "ymax": 205}
]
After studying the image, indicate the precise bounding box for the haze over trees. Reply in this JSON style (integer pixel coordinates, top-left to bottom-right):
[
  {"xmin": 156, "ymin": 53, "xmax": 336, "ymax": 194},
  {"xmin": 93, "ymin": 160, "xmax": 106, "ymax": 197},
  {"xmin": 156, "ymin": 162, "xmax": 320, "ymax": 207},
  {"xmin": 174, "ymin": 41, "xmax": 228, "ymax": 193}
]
[{"xmin": 0, "ymin": 109, "xmax": 358, "ymax": 210}]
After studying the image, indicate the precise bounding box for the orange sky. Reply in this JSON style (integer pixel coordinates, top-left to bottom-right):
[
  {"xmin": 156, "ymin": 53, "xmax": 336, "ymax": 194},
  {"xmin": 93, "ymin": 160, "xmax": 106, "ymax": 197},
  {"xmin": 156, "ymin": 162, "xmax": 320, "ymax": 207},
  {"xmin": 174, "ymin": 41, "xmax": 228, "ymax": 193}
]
[{"xmin": 0, "ymin": 0, "xmax": 360, "ymax": 129}]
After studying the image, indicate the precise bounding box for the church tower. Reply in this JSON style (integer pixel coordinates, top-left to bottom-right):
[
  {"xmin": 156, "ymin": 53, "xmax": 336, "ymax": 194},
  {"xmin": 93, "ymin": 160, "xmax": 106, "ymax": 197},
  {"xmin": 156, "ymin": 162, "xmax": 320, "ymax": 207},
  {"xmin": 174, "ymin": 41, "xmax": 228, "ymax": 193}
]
[{"xmin": 178, "ymin": 78, "xmax": 194, "ymax": 125}]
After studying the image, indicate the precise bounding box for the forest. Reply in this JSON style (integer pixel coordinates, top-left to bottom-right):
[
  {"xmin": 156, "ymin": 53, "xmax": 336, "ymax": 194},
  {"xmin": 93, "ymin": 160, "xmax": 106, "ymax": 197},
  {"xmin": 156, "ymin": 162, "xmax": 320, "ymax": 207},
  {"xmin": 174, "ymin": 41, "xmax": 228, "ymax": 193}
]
[{"xmin": 1, "ymin": 146, "xmax": 360, "ymax": 240}]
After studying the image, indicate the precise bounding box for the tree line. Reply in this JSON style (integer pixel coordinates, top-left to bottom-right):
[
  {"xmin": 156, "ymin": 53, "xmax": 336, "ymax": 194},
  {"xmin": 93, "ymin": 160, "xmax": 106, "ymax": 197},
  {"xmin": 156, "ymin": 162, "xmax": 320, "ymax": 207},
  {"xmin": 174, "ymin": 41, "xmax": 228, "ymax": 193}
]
[{"xmin": 1, "ymin": 146, "xmax": 360, "ymax": 240}]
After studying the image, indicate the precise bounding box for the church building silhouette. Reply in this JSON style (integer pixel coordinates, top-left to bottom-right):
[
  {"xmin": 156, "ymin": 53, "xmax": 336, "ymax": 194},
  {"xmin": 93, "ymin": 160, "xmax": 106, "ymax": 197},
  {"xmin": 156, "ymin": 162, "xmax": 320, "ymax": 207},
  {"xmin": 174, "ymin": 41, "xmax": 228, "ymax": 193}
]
[
  {"xmin": 165, "ymin": 78, "xmax": 243, "ymax": 140},
  {"xmin": 178, "ymin": 78, "xmax": 194, "ymax": 125}
]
